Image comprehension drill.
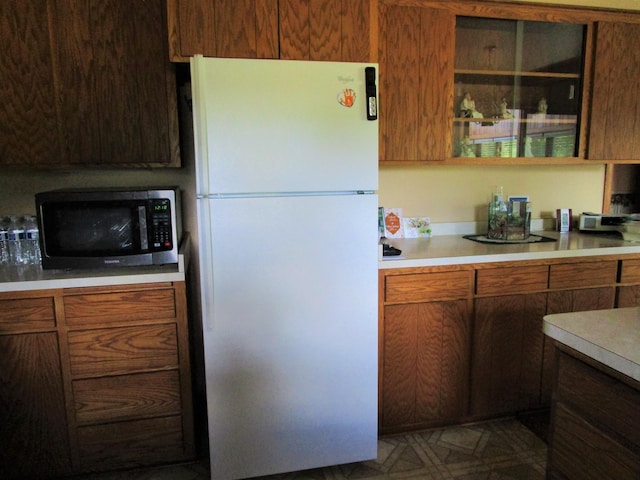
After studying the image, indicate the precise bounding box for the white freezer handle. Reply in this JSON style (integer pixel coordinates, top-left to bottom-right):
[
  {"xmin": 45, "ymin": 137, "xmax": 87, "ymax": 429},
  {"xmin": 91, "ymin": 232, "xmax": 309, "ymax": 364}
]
[{"xmin": 196, "ymin": 199, "xmax": 216, "ymax": 331}]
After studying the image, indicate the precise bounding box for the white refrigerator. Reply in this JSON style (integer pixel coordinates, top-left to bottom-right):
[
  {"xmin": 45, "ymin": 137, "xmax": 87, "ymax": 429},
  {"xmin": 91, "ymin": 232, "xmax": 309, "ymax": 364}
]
[{"xmin": 190, "ymin": 55, "xmax": 379, "ymax": 480}]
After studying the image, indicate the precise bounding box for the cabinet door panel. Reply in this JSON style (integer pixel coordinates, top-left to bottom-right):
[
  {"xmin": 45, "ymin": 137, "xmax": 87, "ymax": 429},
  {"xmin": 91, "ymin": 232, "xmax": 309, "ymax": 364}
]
[
  {"xmin": 280, "ymin": 0, "xmax": 370, "ymax": 61},
  {"xmin": 0, "ymin": 0, "xmax": 61, "ymax": 165},
  {"xmin": 427, "ymin": 300, "xmax": 469, "ymax": 420},
  {"xmin": 0, "ymin": 333, "xmax": 71, "ymax": 477},
  {"xmin": 472, "ymin": 293, "xmax": 547, "ymax": 416},
  {"xmin": 382, "ymin": 299, "xmax": 469, "ymax": 431},
  {"xmin": 68, "ymin": 324, "xmax": 179, "ymax": 378},
  {"xmin": 588, "ymin": 21, "xmax": 640, "ymax": 160},
  {"xmin": 381, "ymin": 303, "xmax": 418, "ymax": 428},
  {"xmin": 74, "ymin": 370, "xmax": 181, "ymax": 425},
  {"xmin": 169, "ymin": 0, "xmax": 278, "ymax": 59},
  {"xmin": 379, "ymin": 4, "xmax": 454, "ymax": 162}
]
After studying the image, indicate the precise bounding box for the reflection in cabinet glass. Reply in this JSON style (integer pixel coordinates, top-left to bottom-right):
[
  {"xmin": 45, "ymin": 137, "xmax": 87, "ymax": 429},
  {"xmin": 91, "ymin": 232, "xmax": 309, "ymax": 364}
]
[{"xmin": 453, "ymin": 17, "xmax": 585, "ymax": 159}]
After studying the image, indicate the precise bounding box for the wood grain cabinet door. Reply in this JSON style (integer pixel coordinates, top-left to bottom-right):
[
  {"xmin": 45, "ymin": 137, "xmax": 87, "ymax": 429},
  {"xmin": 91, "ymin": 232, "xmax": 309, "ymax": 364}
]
[
  {"xmin": 0, "ymin": 0, "xmax": 62, "ymax": 166},
  {"xmin": 471, "ymin": 293, "xmax": 547, "ymax": 417},
  {"xmin": 381, "ymin": 299, "xmax": 469, "ymax": 433},
  {"xmin": 588, "ymin": 21, "xmax": 640, "ymax": 160},
  {"xmin": 167, "ymin": 0, "xmax": 279, "ymax": 60},
  {"xmin": 279, "ymin": 0, "xmax": 371, "ymax": 61},
  {"xmin": 0, "ymin": 333, "xmax": 72, "ymax": 478},
  {"xmin": 378, "ymin": 3, "xmax": 454, "ymax": 163}
]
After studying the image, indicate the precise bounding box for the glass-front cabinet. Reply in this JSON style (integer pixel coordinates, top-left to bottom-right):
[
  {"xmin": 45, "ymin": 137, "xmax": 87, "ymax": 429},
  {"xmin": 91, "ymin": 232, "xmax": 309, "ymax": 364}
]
[{"xmin": 453, "ymin": 17, "xmax": 585, "ymax": 159}]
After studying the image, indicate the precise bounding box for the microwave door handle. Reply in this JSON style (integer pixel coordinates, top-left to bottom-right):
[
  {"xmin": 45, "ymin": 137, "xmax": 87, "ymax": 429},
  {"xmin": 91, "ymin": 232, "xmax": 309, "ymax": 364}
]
[{"xmin": 138, "ymin": 206, "xmax": 148, "ymax": 250}]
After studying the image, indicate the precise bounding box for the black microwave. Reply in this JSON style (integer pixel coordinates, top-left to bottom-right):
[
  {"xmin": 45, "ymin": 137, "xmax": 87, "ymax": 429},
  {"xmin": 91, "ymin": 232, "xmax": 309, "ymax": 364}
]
[{"xmin": 35, "ymin": 187, "xmax": 182, "ymax": 270}]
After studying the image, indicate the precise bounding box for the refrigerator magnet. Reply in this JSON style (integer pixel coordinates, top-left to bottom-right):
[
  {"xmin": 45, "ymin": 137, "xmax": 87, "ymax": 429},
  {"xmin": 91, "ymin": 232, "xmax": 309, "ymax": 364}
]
[{"xmin": 338, "ymin": 88, "xmax": 356, "ymax": 108}]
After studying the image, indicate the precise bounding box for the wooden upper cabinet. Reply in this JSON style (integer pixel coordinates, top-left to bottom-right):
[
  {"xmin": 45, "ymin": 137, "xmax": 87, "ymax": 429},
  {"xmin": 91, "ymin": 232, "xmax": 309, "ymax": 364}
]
[
  {"xmin": 1, "ymin": 0, "xmax": 180, "ymax": 168},
  {"xmin": 167, "ymin": 0, "xmax": 370, "ymax": 62},
  {"xmin": 167, "ymin": 0, "xmax": 279, "ymax": 61},
  {"xmin": 588, "ymin": 21, "xmax": 640, "ymax": 160},
  {"xmin": 378, "ymin": 3, "xmax": 454, "ymax": 163},
  {"xmin": 279, "ymin": 0, "xmax": 371, "ymax": 61},
  {"xmin": 0, "ymin": 0, "xmax": 62, "ymax": 166},
  {"xmin": 52, "ymin": 0, "xmax": 180, "ymax": 167}
]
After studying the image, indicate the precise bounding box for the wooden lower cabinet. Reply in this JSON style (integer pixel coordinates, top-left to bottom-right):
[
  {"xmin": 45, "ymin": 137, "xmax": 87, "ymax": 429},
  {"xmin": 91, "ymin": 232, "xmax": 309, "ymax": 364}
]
[
  {"xmin": 0, "ymin": 332, "xmax": 72, "ymax": 478},
  {"xmin": 382, "ymin": 300, "xmax": 470, "ymax": 432},
  {"xmin": 380, "ymin": 256, "xmax": 634, "ymax": 434},
  {"xmin": 0, "ymin": 281, "xmax": 194, "ymax": 479},
  {"xmin": 380, "ymin": 269, "xmax": 472, "ymax": 434},
  {"xmin": 471, "ymin": 293, "xmax": 547, "ymax": 417}
]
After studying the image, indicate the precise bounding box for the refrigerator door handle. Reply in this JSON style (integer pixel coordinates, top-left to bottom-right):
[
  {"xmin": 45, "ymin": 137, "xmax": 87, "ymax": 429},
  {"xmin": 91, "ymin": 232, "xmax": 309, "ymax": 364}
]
[
  {"xmin": 365, "ymin": 66, "xmax": 377, "ymax": 121},
  {"xmin": 197, "ymin": 199, "xmax": 216, "ymax": 331}
]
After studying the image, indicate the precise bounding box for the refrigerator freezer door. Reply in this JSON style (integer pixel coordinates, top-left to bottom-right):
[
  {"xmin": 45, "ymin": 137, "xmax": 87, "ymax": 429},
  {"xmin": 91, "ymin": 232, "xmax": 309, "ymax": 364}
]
[
  {"xmin": 199, "ymin": 194, "xmax": 378, "ymax": 480},
  {"xmin": 191, "ymin": 56, "xmax": 378, "ymax": 195}
]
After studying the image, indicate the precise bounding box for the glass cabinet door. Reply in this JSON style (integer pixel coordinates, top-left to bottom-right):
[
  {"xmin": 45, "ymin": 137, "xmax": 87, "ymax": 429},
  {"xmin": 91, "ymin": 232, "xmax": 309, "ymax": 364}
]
[{"xmin": 453, "ymin": 17, "xmax": 585, "ymax": 159}]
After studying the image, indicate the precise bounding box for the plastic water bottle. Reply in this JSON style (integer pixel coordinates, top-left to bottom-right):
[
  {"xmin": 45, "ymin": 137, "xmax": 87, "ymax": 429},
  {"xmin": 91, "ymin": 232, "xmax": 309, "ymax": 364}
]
[
  {"xmin": 0, "ymin": 217, "xmax": 9, "ymax": 265},
  {"xmin": 23, "ymin": 215, "xmax": 41, "ymax": 265},
  {"xmin": 7, "ymin": 215, "xmax": 26, "ymax": 265}
]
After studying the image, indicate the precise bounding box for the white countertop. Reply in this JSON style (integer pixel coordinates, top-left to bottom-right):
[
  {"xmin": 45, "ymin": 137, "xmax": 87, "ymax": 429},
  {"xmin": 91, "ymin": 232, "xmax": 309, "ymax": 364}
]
[
  {"xmin": 379, "ymin": 230, "xmax": 640, "ymax": 269},
  {"xmin": 543, "ymin": 307, "xmax": 640, "ymax": 382},
  {"xmin": 0, "ymin": 235, "xmax": 190, "ymax": 293}
]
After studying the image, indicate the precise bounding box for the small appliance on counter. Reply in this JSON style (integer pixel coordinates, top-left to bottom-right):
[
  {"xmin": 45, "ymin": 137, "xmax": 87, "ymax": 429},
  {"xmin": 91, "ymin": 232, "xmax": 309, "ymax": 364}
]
[
  {"xmin": 35, "ymin": 187, "xmax": 181, "ymax": 269},
  {"xmin": 578, "ymin": 213, "xmax": 628, "ymax": 232}
]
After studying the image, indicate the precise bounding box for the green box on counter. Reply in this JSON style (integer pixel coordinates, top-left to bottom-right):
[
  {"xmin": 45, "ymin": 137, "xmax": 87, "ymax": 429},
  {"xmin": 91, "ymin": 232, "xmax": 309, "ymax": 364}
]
[{"xmin": 488, "ymin": 201, "xmax": 531, "ymax": 240}]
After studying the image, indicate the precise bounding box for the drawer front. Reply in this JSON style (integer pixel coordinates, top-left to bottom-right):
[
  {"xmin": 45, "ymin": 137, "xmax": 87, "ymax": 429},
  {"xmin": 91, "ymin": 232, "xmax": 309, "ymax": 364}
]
[
  {"xmin": 64, "ymin": 289, "xmax": 176, "ymax": 326},
  {"xmin": 0, "ymin": 297, "xmax": 56, "ymax": 332},
  {"xmin": 68, "ymin": 324, "xmax": 179, "ymax": 378},
  {"xmin": 556, "ymin": 351, "xmax": 640, "ymax": 447},
  {"xmin": 475, "ymin": 265, "xmax": 548, "ymax": 296},
  {"xmin": 620, "ymin": 259, "xmax": 640, "ymax": 283},
  {"xmin": 385, "ymin": 271, "xmax": 472, "ymax": 303},
  {"xmin": 77, "ymin": 416, "xmax": 185, "ymax": 469},
  {"xmin": 73, "ymin": 370, "xmax": 181, "ymax": 425},
  {"xmin": 549, "ymin": 261, "xmax": 617, "ymax": 290}
]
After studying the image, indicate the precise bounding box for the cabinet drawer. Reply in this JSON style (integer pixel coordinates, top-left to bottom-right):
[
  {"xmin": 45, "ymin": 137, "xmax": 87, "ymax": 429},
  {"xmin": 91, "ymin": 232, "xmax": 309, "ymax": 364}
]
[
  {"xmin": 549, "ymin": 261, "xmax": 617, "ymax": 290},
  {"xmin": 64, "ymin": 289, "xmax": 176, "ymax": 326},
  {"xmin": 620, "ymin": 259, "xmax": 640, "ymax": 283},
  {"xmin": 556, "ymin": 351, "xmax": 640, "ymax": 447},
  {"xmin": 0, "ymin": 297, "xmax": 56, "ymax": 332},
  {"xmin": 385, "ymin": 271, "xmax": 472, "ymax": 303},
  {"xmin": 476, "ymin": 265, "xmax": 548, "ymax": 296},
  {"xmin": 73, "ymin": 371, "xmax": 181, "ymax": 425},
  {"xmin": 77, "ymin": 416, "xmax": 185, "ymax": 469},
  {"xmin": 68, "ymin": 324, "xmax": 178, "ymax": 378}
]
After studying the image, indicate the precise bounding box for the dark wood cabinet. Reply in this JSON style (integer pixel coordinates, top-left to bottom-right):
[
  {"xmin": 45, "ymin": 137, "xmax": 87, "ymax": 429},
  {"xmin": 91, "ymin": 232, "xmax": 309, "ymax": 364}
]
[
  {"xmin": 0, "ymin": 281, "xmax": 194, "ymax": 478},
  {"xmin": 0, "ymin": 0, "xmax": 62, "ymax": 167},
  {"xmin": 0, "ymin": 0, "xmax": 180, "ymax": 168},
  {"xmin": 378, "ymin": 3, "xmax": 453, "ymax": 163},
  {"xmin": 167, "ymin": 0, "xmax": 279, "ymax": 61},
  {"xmin": 472, "ymin": 292, "xmax": 547, "ymax": 416},
  {"xmin": 167, "ymin": 0, "xmax": 370, "ymax": 62},
  {"xmin": 379, "ymin": 269, "xmax": 472, "ymax": 434},
  {"xmin": 380, "ymin": 255, "xmax": 637, "ymax": 434},
  {"xmin": 0, "ymin": 331, "xmax": 72, "ymax": 479},
  {"xmin": 588, "ymin": 21, "xmax": 640, "ymax": 160}
]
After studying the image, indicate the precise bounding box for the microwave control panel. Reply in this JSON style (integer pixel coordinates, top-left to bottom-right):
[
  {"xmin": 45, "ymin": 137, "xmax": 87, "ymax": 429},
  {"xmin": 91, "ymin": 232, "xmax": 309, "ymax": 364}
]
[{"xmin": 148, "ymin": 199, "xmax": 173, "ymax": 251}]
